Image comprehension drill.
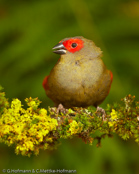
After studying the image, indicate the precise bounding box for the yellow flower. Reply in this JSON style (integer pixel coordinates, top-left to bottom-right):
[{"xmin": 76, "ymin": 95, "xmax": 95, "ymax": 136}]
[
  {"xmin": 39, "ymin": 108, "xmax": 47, "ymax": 115},
  {"xmin": 11, "ymin": 99, "xmax": 22, "ymax": 111},
  {"xmin": 108, "ymin": 109, "xmax": 118, "ymax": 127},
  {"xmin": 108, "ymin": 121, "xmax": 115, "ymax": 127},
  {"xmin": 111, "ymin": 109, "xmax": 118, "ymax": 120},
  {"xmin": 69, "ymin": 120, "xmax": 83, "ymax": 135}
]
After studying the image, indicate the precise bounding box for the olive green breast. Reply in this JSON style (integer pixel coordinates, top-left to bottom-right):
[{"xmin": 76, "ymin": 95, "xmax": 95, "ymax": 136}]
[{"xmin": 46, "ymin": 57, "xmax": 111, "ymax": 107}]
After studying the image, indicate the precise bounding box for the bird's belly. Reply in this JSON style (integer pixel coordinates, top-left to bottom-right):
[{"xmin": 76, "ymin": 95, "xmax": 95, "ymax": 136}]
[{"xmin": 47, "ymin": 63, "xmax": 106, "ymax": 107}]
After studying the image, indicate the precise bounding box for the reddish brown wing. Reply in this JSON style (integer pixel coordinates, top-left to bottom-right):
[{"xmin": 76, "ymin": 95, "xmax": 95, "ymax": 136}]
[
  {"xmin": 108, "ymin": 71, "xmax": 113, "ymax": 94},
  {"xmin": 42, "ymin": 75, "xmax": 49, "ymax": 90}
]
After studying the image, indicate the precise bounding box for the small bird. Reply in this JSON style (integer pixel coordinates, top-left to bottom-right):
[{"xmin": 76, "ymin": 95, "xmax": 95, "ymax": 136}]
[{"xmin": 43, "ymin": 36, "xmax": 113, "ymax": 118}]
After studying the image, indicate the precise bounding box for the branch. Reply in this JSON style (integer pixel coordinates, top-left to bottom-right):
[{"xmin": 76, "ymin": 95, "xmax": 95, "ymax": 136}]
[{"xmin": 0, "ymin": 86, "xmax": 139, "ymax": 156}]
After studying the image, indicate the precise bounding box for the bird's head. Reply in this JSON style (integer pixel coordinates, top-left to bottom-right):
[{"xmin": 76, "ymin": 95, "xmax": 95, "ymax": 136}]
[{"xmin": 52, "ymin": 36, "xmax": 102, "ymax": 60}]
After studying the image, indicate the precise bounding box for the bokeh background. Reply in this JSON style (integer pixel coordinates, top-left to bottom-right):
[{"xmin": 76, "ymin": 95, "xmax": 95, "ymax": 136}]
[{"xmin": 0, "ymin": 0, "xmax": 139, "ymax": 173}]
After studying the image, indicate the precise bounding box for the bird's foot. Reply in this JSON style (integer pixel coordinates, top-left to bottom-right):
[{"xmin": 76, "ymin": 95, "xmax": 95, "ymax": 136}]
[
  {"xmin": 56, "ymin": 104, "xmax": 68, "ymax": 114},
  {"xmin": 96, "ymin": 106, "xmax": 107, "ymax": 121}
]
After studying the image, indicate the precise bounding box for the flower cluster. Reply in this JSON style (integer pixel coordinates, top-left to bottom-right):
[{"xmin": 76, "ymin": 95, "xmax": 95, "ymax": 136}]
[
  {"xmin": 108, "ymin": 109, "xmax": 118, "ymax": 127},
  {"xmin": 69, "ymin": 120, "xmax": 83, "ymax": 135},
  {"xmin": 0, "ymin": 98, "xmax": 58, "ymax": 156}
]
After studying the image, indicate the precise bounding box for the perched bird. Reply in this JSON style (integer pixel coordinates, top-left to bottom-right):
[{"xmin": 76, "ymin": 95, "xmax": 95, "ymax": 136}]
[{"xmin": 43, "ymin": 36, "xmax": 113, "ymax": 117}]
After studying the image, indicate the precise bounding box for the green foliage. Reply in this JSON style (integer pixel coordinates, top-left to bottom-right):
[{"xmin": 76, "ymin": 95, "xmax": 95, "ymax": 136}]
[
  {"xmin": 0, "ymin": 87, "xmax": 139, "ymax": 156},
  {"xmin": 0, "ymin": 0, "xmax": 139, "ymax": 108},
  {"xmin": 0, "ymin": 0, "xmax": 139, "ymax": 172}
]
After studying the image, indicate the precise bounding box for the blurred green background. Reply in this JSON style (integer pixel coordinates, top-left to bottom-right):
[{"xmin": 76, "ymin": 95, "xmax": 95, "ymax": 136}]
[{"xmin": 0, "ymin": 0, "xmax": 139, "ymax": 173}]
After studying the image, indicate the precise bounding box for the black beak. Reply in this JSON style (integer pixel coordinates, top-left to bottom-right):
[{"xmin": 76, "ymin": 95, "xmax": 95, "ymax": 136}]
[{"xmin": 52, "ymin": 42, "xmax": 67, "ymax": 55}]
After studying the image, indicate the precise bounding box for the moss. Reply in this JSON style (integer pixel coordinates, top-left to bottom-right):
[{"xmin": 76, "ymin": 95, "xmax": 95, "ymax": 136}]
[{"xmin": 0, "ymin": 87, "xmax": 139, "ymax": 156}]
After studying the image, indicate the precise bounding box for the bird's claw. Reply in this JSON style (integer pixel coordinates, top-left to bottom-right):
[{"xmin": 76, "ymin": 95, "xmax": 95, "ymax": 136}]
[
  {"xmin": 96, "ymin": 106, "xmax": 107, "ymax": 121},
  {"xmin": 56, "ymin": 104, "xmax": 68, "ymax": 114}
]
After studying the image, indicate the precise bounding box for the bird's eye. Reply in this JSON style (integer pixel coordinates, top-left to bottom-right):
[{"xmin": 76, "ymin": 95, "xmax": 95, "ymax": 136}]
[{"xmin": 71, "ymin": 43, "xmax": 77, "ymax": 48}]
